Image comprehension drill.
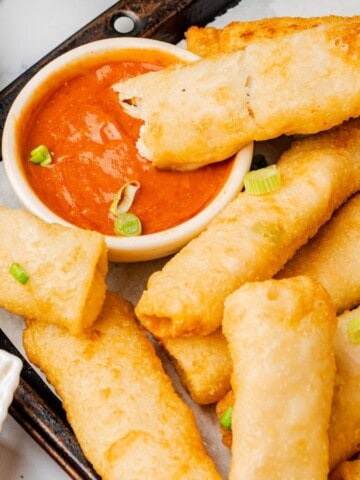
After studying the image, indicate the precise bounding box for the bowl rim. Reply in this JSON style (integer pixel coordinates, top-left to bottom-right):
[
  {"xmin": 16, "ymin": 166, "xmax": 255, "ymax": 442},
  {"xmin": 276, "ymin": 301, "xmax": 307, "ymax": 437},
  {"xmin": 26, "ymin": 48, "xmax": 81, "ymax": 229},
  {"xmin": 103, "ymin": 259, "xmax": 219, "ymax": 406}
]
[{"xmin": 2, "ymin": 37, "xmax": 253, "ymax": 262}]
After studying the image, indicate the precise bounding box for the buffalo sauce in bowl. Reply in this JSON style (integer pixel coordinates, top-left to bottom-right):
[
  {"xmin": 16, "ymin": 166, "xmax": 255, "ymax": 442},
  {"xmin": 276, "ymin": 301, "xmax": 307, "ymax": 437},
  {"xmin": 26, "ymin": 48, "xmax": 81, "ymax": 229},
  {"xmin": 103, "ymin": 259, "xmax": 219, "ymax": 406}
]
[{"xmin": 16, "ymin": 51, "xmax": 233, "ymax": 236}]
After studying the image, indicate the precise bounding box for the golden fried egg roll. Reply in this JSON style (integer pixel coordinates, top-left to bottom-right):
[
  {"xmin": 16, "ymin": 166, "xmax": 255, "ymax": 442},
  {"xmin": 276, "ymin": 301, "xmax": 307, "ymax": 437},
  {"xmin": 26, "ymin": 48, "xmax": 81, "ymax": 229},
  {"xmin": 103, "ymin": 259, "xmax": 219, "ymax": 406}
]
[
  {"xmin": 0, "ymin": 206, "xmax": 107, "ymax": 334},
  {"xmin": 115, "ymin": 21, "xmax": 360, "ymax": 170},
  {"xmin": 162, "ymin": 329, "xmax": 232, "ymax": 404},
  {"xmin": 329, "ymin": 306, "xmax": 360, "ymax": 471},
  {"xmin": 216, "ymin": 306, "xmax": 360, "ymax": 467},
  {"xmin": 223, "ymin": 277, "xmax": 336, "ymax": 480},
  {"xmin": 136, "ymin": 119, "xmax": 360, "ymax": 339},
  {"xmin": 160, "ymin": 187, "xmax": 360, "ymax": 406},
  {"xmin": 185, "ymin": 15, "xmax": 359, "ymax": 57},
  {"xmin": 23, "ymin": 292, "xmax": 221, "ymax": 480},
  {"xmin": 277, "ymin": 193, "xmax": 360, "ymax": 313}
]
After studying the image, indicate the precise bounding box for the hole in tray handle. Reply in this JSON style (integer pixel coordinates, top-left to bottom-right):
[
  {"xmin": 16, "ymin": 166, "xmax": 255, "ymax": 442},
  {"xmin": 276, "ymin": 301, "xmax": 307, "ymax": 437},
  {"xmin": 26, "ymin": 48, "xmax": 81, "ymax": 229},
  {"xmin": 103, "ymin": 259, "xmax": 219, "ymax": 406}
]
[{"xmin": 112, "ymin": 11, "xmax": 139, "ymax": 35}]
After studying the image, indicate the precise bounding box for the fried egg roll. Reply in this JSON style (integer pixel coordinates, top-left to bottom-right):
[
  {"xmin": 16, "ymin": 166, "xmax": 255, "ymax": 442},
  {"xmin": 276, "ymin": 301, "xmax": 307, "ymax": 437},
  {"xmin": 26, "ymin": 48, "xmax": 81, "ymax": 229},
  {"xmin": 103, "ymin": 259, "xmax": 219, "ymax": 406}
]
[
  {"xmin": 0, "ymin": 206, "xmax": 107, "ymax": 334},
  {"xmin": 185, "ymin": 15, "xmax": 359, "ymax": 57},
  {"xmin": 162, "ymin": 329, "xmax": 232, "ymax": 404},
  {"xmin": 329, "ymin": 306, "xmax": 360, "ymax": 471},
  {"xmin": 161, "ymin": 187, "xmax": 360, "ymax": 405},
  {"xmin": 277, "ymin": 193, "xmax": 360, "ymax": 313},
  {"xmin": 136, "ymin": 120, "xmax": 360, "ymax": 339},
  {"xmin": 216, "ymin": 306, "xmax": 360, "ymax": 468},
  {"xmin": 115, "ymin": 21, "xmax": 360, "ymax": 170},
  {"xmin": 23, "ymin": 292, "xmax": 221, "ymax": 480},
  {"xmin": 223, "ymin": 277, "xmax": 336, "ymax": 480}
]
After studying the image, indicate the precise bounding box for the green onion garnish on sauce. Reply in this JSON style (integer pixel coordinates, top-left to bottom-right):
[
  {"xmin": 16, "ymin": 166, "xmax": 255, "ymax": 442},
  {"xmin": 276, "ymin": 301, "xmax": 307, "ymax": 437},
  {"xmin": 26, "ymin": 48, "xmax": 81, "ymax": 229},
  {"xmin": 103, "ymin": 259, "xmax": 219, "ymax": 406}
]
[
  {"xmin": 114, "ymin": 212, "xmax": 142, "ymax": 237},
  {"xmin": 29, "ymin": 145, "xmax": 52, "ymax": 166},
  {"xmin": 9, "ymin": 262, "xmax": 29, "ymax": 285},
  {"xmin": 219, "ymin": 406, "xmax": 233, "ymax": 430},
  {"xmin": 110, "ymin": 181, "xmax": 140, "ymax": 217},
  {"xmin": 244, "ymin": 164, "xmax": 281, "ymax": 195},
  {"xmin": 347, "ymin": 316, "xmax": 360, "ymax": 344}
]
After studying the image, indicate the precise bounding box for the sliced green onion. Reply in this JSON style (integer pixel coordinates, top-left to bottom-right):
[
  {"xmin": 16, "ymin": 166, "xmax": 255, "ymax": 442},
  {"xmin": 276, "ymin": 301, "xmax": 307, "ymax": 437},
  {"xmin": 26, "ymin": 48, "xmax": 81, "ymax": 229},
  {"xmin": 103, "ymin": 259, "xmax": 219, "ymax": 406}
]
[
  {"xmin": 9, "ymin": 262, "xmax": 29, "ymax": 285},
  {"xmin": 110, "ymin": 181, "xmax": 140, "ymax": 217},
  {"xmin": 29, "ymin": 145, "xmax": 52, "ymax": 166},
  {"xmin": 219, "ymin": 406, "xmax": 233, "ymax": 430},
  {"xmin": 347, "ymin": 316, "xmax": 360, "ymax": 344},
  {"xmin": 244, "ymin": 164, "xmax": 280, "ymax": 195},
  {"xmin": 114, "ymin": 212, "xmax": 142, "ymax": 237}
]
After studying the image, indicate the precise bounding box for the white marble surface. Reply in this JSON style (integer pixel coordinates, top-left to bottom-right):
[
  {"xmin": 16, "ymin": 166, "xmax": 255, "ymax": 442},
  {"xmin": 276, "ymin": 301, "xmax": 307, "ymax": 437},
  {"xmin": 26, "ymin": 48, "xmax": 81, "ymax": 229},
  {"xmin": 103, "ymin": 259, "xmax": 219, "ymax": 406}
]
[
  {"xmin": 0, "ymin": 0, "xmax": 118, "ymax": 90},
  {"xmin": 1, "ymin": 0, "xmax": 360, "ymax": 479}
]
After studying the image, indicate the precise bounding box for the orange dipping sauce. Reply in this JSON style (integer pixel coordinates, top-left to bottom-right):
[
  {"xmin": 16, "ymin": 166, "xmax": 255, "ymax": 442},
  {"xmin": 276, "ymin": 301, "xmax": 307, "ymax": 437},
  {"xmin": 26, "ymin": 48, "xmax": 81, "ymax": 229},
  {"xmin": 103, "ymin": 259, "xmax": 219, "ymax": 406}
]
[{"xmin": 17, "ymin": 50, "xmax": 233, "ymax": 236}]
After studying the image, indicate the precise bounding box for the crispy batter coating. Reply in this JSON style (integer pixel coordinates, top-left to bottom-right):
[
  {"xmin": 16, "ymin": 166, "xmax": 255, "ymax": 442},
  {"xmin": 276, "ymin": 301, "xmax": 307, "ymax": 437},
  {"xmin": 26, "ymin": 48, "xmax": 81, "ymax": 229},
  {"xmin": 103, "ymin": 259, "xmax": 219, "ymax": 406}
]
[
  {"xmin": 156, "ymin": 164, "xmax": 360, "ymax": 407},
  {"xmin": 185, "ymin": 15, "xmax": 360, "ymax": 57},
  {"xmin": 162, "ymin": 329, "xmax": 231, "ymax": 404},
  {"xmin": 223, "ymin": 277, "xmax": 336, "ymax": 480},
  {"xmin": 329, "ymin": 306, "xmax": 360, "ymax": 471},
  {"xmin": 216, "ymin": 305, "xmax": 360, "ymax": 472},
  {"xmin": 115, "ymin": 20, "xmax": 360, "ymax": 170},
  {"xmin": 136, "ymin": 120, "xmax": 360, "ymax": 339},
  {"xmin": 23, "ymin": 292, "xmax": 221, "ymax": 480},
  {"xmin": 331, "ymin": 458, "xmax": 360, "ymax": 480},
  {"xmin": 277, "ymin": 193, "xmax": 360, "ymax": 313},
  {"xmin": 0, "ymin": 206, "xmax": 107, "ymax": 333}
]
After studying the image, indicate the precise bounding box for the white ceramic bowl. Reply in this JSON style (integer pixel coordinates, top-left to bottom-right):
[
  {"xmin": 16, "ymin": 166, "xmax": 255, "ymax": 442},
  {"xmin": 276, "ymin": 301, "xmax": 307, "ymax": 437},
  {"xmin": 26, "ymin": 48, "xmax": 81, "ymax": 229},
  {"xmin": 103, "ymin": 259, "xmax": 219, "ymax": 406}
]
[{"xmin": 2, "ymin": 37, "xmax": 253, "ymax": 263}]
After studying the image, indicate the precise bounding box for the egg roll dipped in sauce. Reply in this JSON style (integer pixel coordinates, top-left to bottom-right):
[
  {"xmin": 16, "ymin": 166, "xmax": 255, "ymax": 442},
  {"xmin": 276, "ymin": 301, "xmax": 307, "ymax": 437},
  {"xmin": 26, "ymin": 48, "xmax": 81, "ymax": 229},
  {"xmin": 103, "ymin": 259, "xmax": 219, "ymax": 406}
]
[{"xmin": 115, "ymin": 20, "xmax": 360, "ymax": 170}]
